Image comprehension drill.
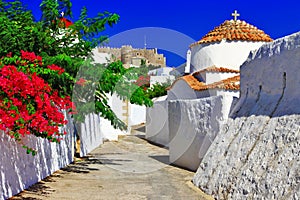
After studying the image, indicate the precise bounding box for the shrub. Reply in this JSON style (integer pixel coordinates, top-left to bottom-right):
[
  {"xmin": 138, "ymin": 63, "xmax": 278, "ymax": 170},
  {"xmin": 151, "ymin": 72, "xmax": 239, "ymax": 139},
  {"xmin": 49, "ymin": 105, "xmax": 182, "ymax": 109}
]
[{"xmin": 0, "ymin": 51, "xmax": 74, "ymax": 155}]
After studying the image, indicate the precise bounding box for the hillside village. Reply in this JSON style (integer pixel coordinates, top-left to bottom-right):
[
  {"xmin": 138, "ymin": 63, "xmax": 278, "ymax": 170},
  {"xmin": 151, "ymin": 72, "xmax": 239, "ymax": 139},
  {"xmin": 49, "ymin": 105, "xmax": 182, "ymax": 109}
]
[{"xmin": 2, "ymin": 8, "xmax": 300, "ymax": 200}]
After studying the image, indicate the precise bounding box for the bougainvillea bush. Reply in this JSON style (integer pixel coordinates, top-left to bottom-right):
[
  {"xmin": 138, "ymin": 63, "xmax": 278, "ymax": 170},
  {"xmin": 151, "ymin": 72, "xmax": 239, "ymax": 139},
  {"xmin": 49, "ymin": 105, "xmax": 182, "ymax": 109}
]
[
  {"xmin": 0, "ymin": 0, "xmax": 155, "ymax": 145},
  {"xmin": 0, "ymin": 51, "xmax": 74, "ymax": 155}
]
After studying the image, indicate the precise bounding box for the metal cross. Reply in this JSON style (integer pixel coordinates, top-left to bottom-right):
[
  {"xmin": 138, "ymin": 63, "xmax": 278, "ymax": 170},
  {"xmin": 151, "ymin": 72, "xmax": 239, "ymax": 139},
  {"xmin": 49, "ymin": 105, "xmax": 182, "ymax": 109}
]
[
  {"xmin": 231, "ymin": 10, "xmax": 240, "ymax": 21},
  {"xmin": 61, "ymin": 11, "xmax": 64, "ymax": 17}
]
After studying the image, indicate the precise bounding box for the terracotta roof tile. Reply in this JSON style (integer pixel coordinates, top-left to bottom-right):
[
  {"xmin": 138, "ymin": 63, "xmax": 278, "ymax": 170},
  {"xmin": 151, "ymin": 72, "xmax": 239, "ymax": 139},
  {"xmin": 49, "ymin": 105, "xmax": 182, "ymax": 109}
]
[
  {"xmin": 168, "ymin": 74, "xmax": 240, "ymax": 92},
  {"xmin": 190, "ymin": 20, "xmax": 273, "ymax": 47},
  {"xmin": 181, "ymin": 75, "xmax": 206, "ymax": 90},
  {"xmin": 192, "ymin": 66, "xmax": 240, "ymax": 75},
  {"xmin": 167, "ymin": 75, "xmax": 205, "ymax": 91}
]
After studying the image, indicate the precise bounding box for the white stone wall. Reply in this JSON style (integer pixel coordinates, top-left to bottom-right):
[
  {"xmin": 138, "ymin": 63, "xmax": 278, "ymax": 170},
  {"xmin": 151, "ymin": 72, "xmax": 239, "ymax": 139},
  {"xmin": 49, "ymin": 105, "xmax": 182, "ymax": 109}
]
[
  {"xmin": 0, "ymin": 113, "xmax": 74, "ymax": 200},
  {"xmin": 128, "ymin": 104, "xmax": 146, "ymax": 127},
  {"xmin": 168, "ymin": 95, "xmax": 235, "ymax": 171},
  {"xmin": 193, "ymin": 32, "xmax": 300, "ymax": 199},
  {"xmin": 146, "ymin": 96, "xmax": 169, "ymax": 147},
  {"xmin": 77, "ymin": 113, "xmax": 103, "ymax": 157},
  {"xmin": 100, "ymin": 93, "xmax": 147, "ymax": 141},
  {"xmin": 0, "ymin": 111, "xmax": 107, "ymax": 199},
  {"xmin": 191, "ymin": 41, "xmax": 265, "ymax": 72},
  {"xmin": 100, "ymin": 93, "xmax": 127, "ymax": 141}
]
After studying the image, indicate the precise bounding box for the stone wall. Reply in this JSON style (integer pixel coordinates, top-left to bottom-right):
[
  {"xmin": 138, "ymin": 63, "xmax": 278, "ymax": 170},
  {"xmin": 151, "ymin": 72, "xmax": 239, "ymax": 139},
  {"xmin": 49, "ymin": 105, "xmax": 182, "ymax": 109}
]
[
  {"xmin": 0, "ymin": 112, "xmax": 104, "ymax": 199},
  {"xmin": 168, "ymin": 95, "xmax": 235, "ymax": 171},
  {"xmin": 0, "ymin": 113, "xmax": 74, "ymax": 200},
  {"xmin": 97, "ymin": 45, "xmax": 166, "ymax": 67},
  {"xmin": 77, "ymin": 113, "xmax": 103, "ymax": 157},
  {"xmin": 146, "ymin": 96, "xmax": 169, "ymax": 147},
  {"xmin": 129, "ymin": 104, "xmax": 146, "ymax": 127},
  {"xmin": 193, "ymin": 32, "xmax": 300, "ymax": 199}
]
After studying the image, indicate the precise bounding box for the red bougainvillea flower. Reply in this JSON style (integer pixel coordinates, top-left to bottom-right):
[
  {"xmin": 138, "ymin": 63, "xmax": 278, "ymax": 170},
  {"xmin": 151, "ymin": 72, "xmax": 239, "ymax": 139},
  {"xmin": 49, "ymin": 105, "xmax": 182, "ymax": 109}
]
[
  {"xmin": 0, "ymin": 58, "xmax": 74, "ymax": 143},
  {"xmin": 76, "ymin": 78, "xmax": 87, "ymax": 86},
  {"xmin": 135, "ymin": 75, "xmax": 150, "ymax": 87},
  {"xmin": 6, "ymin": 52, "xmax": 12, "ymax": 57},
  {"xmin": 20, "ymin": 50, "xmax": 43, "ymax": 66},
  {"xmin": 47, "ymin": 64, "xmax": 65, "ymax": 75}
]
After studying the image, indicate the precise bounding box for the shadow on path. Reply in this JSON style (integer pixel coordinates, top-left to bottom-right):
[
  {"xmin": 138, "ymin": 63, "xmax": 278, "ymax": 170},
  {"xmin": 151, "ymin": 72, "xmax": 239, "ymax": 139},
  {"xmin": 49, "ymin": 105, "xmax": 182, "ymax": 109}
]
[{"xmin": 149, "ymin": 155, "xmax": 170, "ymax": 165}]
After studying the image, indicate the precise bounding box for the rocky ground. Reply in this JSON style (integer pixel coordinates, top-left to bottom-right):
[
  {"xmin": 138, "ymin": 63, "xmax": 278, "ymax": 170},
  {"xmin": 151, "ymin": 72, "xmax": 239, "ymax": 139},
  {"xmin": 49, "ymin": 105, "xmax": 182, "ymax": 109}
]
[{"xmin": 11, "ymin": 128, "xmax": 212, "ymax": 200}]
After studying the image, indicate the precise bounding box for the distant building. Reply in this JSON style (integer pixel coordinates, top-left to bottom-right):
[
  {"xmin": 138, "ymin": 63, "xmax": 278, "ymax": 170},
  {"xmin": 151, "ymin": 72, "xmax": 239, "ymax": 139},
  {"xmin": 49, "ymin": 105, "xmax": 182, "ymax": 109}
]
[
  {"xmin": 96, "ymin": 45, "xmax": 166, "ymax": 68},
  {"xmin": 148, "ymin": 67, "xmax": 175, "ymax": 86}
]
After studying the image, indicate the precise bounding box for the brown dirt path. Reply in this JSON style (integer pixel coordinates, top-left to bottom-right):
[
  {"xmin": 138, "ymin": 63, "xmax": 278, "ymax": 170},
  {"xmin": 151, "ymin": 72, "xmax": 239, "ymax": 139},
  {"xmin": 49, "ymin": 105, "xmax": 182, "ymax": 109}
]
[{"xmin": 11, "ymin": 129, "xmax": 213, "ymax": 200}]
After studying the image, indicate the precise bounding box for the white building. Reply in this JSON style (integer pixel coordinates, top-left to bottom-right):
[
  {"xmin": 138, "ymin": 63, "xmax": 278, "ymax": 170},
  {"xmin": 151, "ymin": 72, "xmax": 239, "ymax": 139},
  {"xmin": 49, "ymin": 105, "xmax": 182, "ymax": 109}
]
[
  {"xmin": 147, "ymin": 11, "xmax": 273, "ymax": 171},
  {"xmin": 188, "ymin": 17, "xmax": 272, "ymax": 73},
  {"xmin": 168, "ymin": 66, "xmax": 240, "ymax": 100},
  {"xmin": 169, "ymin": 13, "xmax": 272, "ymax": 100}
]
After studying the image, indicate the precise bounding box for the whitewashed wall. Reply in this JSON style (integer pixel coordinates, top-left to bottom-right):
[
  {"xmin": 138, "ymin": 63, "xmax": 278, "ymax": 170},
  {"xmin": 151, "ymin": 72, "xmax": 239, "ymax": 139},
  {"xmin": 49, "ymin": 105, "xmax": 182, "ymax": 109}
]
[
  {"xmin": 100, "ymin": 93, "xmax": 146, "ymax": 141},
  {"xmin": 100, "ymin": 118, "xmax": 126, "ymax": 141},
  {"xmin": 191, "ymin": 41, "xmax": 265, "ymax": 72},
  {"xmin": 129, "ymin": 104, "xmax": 146, "ymax": 127},
  {"xmin": 0, "ymin": 111, "xmax": 106, "ymax": 199},
  {"xmin": 77, "ymin": 113, "xmax": 103, "ymax": 157},
  {"xmin": 0, "ymin": 113, "xmax": 74, "ymax": 200},
  {"xmin": 193, "ymin": 32, "xmax": 300, "ymax": 199},
  {"xmin": 146, "ymin": 96, "xmax": 169, "ymax": 147},
  {"xmin": 168, "ymin": 95, "xmax": 235, "ymax": 171},
  {"xmin": 100, "ymin": 93, "xmax": 127, "ymax": 141}
]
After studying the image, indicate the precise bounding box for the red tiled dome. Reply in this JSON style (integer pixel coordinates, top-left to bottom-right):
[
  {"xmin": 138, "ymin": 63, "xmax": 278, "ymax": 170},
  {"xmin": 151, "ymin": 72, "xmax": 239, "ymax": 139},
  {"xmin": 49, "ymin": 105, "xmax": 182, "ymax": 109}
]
[{"xmin": 190, "ymin": 20, "xmax": 273, "ymax": 47}]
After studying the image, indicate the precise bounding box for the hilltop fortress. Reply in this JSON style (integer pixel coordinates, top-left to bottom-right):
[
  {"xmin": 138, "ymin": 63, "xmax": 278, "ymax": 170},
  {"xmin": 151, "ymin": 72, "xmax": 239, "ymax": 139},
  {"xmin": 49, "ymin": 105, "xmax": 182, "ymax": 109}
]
[{"xmin": 97, "ymin": 45, "xmax": 166, "ymax": 68}]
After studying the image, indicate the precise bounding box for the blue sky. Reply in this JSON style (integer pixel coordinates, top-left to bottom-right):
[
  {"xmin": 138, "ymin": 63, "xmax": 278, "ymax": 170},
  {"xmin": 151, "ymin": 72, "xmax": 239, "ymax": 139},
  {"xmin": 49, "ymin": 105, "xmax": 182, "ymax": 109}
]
[{"xmin": 21, "ymin": 0, "xmax": 300, "ymax": 66}]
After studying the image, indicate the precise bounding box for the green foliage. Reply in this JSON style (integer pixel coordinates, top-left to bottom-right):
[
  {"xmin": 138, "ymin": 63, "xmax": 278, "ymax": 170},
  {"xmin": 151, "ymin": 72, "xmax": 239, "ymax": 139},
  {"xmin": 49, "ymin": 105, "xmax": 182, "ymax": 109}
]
[
  {"xmin": 145, "ymin": 81, "xmax": 172, "ymax": 99},
  {"xmin": 74, "ymin": 60, "xmax": 153, "ymax": 130},
  {"xmin": 0, "ymin": 0, "xmax": 152, "ymax": 131}
]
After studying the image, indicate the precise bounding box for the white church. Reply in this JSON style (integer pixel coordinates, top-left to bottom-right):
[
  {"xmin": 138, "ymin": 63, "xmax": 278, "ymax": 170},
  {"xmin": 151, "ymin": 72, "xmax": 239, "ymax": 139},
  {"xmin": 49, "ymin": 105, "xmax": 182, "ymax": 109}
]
[
  {"xmin": 169, "ymin": 10, "xmax": 272, "ymax": 100},
  {"xmin": 146, "ymin": 10, "xmax": 273, "ymax": 171}
]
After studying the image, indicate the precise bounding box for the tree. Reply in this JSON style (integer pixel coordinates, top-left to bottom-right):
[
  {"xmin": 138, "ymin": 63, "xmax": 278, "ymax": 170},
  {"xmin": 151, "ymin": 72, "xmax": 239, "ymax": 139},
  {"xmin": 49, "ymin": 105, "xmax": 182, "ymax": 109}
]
[{"xmin": 0, "ymin": 0, "xmax": 153, "ymax": 131}]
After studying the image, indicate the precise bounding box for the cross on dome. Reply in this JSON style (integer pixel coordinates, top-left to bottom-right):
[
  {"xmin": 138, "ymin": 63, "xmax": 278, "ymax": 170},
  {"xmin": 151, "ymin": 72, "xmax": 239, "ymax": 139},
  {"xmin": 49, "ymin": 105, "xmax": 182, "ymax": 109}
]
[
  {"xmin": 61, "ymin": 11, "xmax": 64, "ymax": 17},
  {"xmin": 231, "ymin": 10, "xmax": 240, "ymax": 21}
]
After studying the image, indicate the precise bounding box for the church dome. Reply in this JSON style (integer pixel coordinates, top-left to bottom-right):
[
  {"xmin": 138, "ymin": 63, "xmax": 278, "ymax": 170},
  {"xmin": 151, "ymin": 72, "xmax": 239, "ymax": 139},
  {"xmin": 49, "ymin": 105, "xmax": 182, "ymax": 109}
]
[{"xmin": 190, "ymin": 19, "xmax": 273, "ymax": 47}]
